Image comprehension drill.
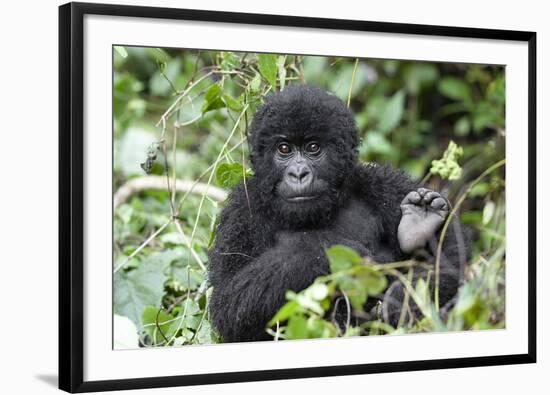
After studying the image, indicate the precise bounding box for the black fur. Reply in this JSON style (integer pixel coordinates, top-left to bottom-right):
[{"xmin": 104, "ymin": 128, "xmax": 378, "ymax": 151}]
[{"xmin": 208, "ymin": 85, "xmax": 470, "ymax": 342}]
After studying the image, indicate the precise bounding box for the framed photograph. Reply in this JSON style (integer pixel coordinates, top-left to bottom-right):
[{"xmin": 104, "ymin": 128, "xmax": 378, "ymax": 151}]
[{"xmin": 59, "ymin": 2, "xmax": 536, "ymax": 392}]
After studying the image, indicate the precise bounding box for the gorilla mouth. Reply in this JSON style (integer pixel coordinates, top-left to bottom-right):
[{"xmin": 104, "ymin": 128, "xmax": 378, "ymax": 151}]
[
  {"xmin": 284, "ymin": 195, "xmax": 318, "ymax": 202},
  {"xmin": 276, "ymin": 179, "xmax": 326, "ymax": 203}
]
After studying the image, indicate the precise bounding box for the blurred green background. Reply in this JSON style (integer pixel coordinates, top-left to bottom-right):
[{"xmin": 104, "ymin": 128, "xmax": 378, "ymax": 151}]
[{"xmin": 113, "ymin": 47, "xmax": 505, "ymax": 348}]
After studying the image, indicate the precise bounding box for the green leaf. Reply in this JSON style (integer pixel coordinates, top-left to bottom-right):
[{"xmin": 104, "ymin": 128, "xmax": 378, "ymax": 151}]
[
  {"xmin": 472, "ymin": 102, "xmax": 501, "ymax": 132},
  {"xmin": 404, "ymin": 63, "xmax": 439, "ymax": 94},
  {"xmin": 220, "ymin": 52, "xmax": 240, "ymax": 71},
  {"xmin": 326, "ymin": 245, "xmax": 362, "ymax": 273},
  {"xmin": 295, "ymin": 293, "xmax": 325, "ymax": 315},
  {"xmin": 306, "ymin": 317, "xmax": 338, "ymax": 338},
  {"xmin": 142, "ymin": 306, "xmax": 176, "ymax": 343},
  {"xmin": 349, "ymin": 289, "xmax": 368, "ymax": 311},
  {"xmin": 114, "ymin": 250, "xmax": 181, "ymax": 326},
  {"xmin": 378, "ymin": 90, "xmax": 405, "ymax": 133},
  {"xmin": 363, "ymin": 131, "xmax": 395, "ymax": 156},
  {"xmin": 340, "ymin": 279, "xmax": 368, "ymax": 311},
  {"xmin": 249, "ymin": 73, "xmax": 262, "ymax": 93},
  {"xmin": 114, "ymin": 46, "xmax": 128, "ymax": 58},
  {"xmin": 151, "ymin": 48, "xmax": 171, "ymax": 65},
  {"xmin": 171, "ymin": 265, "xmax": 204, "ymax": 291},
  {"xmin": 286, "ymin": 315, "xmax": 309, "ymax": 339},
  {"xmin": 222, "ymin": 94, "xmax": 244, "ymax": 112},
  {"xmin": 356, "ymin": 266, "xmax": 387, "ymax": 295},
  {"xmin": 327, "ymin": 62, "xmax": 369, "ymax": 101},
  {"xmin": 468, "ymin": 182, "xmax": 491, "ymax": 197},
  {"xmin": 438, "ymin": 77, "xmax": 472, "ymax": 103},
  {"xmin": 258, "ymin": 53, "xmax": 278, "ymax": 88},
  {"xmin": 453, "ymin": 283, "xmax": 489, "ymax": 328},
  {"xmin": 149, "ymin": 58, "xmax": 181, "ymax": 96},
  {"xmin": 454, "ymin": 116, "xmax": 471, "ymax": 136},
  {"xmin": 302, "ymin": 56, "xmax": 328, "ymax": 83},
  {"xmin": 268, "ymin": 300, "xmax": 301, "ymax": 326},
  {"xmin": 195, "ymin": 321, "xmax": 214, "ymax": 344},
  {"xmin": 216, "ymin": 162, "xmax": 248, "ymax": 188},
  {"xmin": 204, "ymin": 83, "xmax": 221, "ymax": 102},
  {"xmin": 201, "ymin": 84, "xmax": 226, "ymax": 113}
]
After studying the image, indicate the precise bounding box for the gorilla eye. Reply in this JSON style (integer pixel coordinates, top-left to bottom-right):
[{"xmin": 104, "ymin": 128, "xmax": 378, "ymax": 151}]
[
  {"xmin": 305, "ymin": 142, "xmax": 320, "ymax": 154},
  {"xmin": 277, "ymin": 143, "xmax": 292, "ymax": 155}
]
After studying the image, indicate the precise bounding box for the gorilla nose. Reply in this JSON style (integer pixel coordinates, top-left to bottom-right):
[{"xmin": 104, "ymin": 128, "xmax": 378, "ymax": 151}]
[{"xmin": 287, "ymin": 165, "xmax": 312, "ymax": 184}]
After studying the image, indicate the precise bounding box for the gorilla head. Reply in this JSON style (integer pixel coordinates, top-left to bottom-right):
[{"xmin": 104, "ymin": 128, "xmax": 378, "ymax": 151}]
[{"xmin": 249, "ymin": 85, "xmax": 359, "ymax": 228}]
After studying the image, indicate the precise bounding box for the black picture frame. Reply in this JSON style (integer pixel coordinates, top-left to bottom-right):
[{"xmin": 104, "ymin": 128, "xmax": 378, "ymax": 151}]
[{"xmin": 59, "ymin": 2, "xmax": 537, "ymax": 393}]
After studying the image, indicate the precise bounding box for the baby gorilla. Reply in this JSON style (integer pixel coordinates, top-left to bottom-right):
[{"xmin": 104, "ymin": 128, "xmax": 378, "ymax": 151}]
[{"xmin": 208, "ymin": 85, "xmax": 470, "ymax": 342}]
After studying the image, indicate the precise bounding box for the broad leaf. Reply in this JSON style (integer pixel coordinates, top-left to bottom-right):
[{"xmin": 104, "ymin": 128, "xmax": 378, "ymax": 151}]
[
  {"xmin": 216, "ymin": 162, "xmax": 247, "ymax": 188},
  {"xmin": 222, "ymin": 94, "xmax": 243, "ymax": 112},
  {"xmin": 268, "ymin": 300, "xmax": 301, "ymax": 326},
  {"xmin": 438, "ymin": 77, "xmax": 472, "ymax": 103},
  {"xmin": 378, "ymin": 90, "xmax": 405, "ymax": 133},
  {"xmin": 258, "ymin": 54, "xmax": 278, "ymax": 88},
  {"xmin": 201, "ymin": 84, "xmax": 226, "ymax": 113},
  {"xmin": 286, "ymin": 315, "xmax": 308, "ymax": 339},
  {"xmin": 142, "ymin": 306, "xmax": 177, "ymax": 343},
  {"xmin": 114, "ymin": 250, "xmax": 182, "ymax": 326},
  {"xmin": 326, "ymin": 245, "xmax": 362, "ymax": 273}
]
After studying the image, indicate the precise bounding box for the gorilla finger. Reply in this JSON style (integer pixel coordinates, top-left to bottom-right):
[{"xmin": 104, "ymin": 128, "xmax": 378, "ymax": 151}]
[
  {"xmin": 423, "ymin": 191, "xmax": 440, "ymax": 203},
  {"xmin": 402, "ymin": 191, "xmax": 421, "ymax": 205},
  {"xmin": 430, "ymin": 197, "xmax": 448, "ymax": 210},
  {"xmin": 417, "ymin": 188, "xmax": 430, "ymax": 197}
]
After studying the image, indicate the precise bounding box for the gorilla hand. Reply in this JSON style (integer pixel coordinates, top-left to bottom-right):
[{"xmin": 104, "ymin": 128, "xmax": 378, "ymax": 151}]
[{"xmin": 397, "ymin": 188, "xmax": 450, "ymax": 254}]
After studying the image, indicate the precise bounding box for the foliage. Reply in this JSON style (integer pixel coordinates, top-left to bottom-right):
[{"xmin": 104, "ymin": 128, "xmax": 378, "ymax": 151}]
[{"xmin": 113, "ymin": 47, "xmax": 505, "ymax": 347}]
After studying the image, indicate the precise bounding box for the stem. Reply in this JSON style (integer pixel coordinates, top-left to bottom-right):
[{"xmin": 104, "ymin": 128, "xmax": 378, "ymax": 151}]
[
  {"xmin": 186, "ymin": 105, "xmax": 249, "ymax": 266},
  {"xmin": 175, "ymin": 137, "xmax": 246, "ymax": 212},
  {"xmin": 156, "ymin": 71, "xmax": 214, "ymax": 128},
  {"xmin": 114, "ymin": 221, "xmax": 170, "ymax": 273},
  {"xmin": 434, "ymin": 159, "xmax": 506, "ymax": 309},
  {"xmin": 174, "ymin": 219, "xmax": 205, "ymax": 271},
  {"xmin": 347, "ymin": 58, "xmax": 359, "ymax": 108}
]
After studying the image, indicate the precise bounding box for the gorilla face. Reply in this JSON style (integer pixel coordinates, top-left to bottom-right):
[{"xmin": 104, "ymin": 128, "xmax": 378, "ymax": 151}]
[
  {"xmin": 249, "ymin": 85, "xmax": 359, "ymax": 227},
  {"xmin": 267, "ymin": 132, "xmax": 343, "ymax": 227},
  {"xmin": 274, "ymin": 138, "xmax": 329, "ymax": 202}
]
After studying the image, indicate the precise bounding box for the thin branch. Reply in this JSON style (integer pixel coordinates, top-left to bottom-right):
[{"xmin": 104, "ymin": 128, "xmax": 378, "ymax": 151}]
[
  {"xmin": 175, "ymin": 137, "xmax": 246, "ymax": 212},
  {"xmin": 174, "ymin": 219, "xmax": 206, "ymax": 271},
  {"xmin": 114, "ymin": 176, "xmax": 228, "ymax": 209},
  {"xmin": 156, "ymin": 71, "xmax": 214, "ymax": 128},
  {"xmin": 155, "ymin": 306, "xmax": 170, "ymax": 344},
  {"xmin": 434, "ymin": 159, "xmax": 506, "ymax": 309},
  {"xmin": 171, "ymin": 120, "xmax": 179, "ymax": 213},
  {"xmin": 167, "ymin": 271, "xmax": 193, "ymax": 345},
  {"xmin": 397, "ymin": 267, "xmax": 414, "ymax": 328},
  {"xmin": 114, "ymin": 221, "xmax": 170, "ymax": 273},
  {"xmin": 347, "ymin": 58, "xmax": 359, "ymax": 108},
  {"xmin": 186, "ymin": 105, "xmax": 249, "ymax": 262},
  {"xmin": 160, "ymin": 139, "xmax": 175, "ymax": 216}
]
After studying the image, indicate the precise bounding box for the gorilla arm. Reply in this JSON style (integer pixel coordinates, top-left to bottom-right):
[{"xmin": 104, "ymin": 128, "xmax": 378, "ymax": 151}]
[
  {"xmin": 353, "ymin": 165, "xmax": 471, "ymax": 322},
  {"xmin": 208, "ymin": 187, "xmax": 329, "ymax": 342},
  {"xmin": 209, "ymin": 234, "xmax": 328, "ymax": 342}
]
